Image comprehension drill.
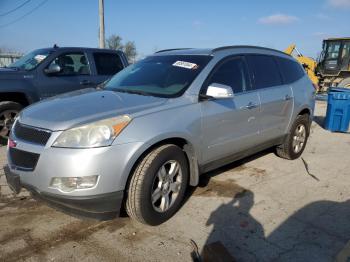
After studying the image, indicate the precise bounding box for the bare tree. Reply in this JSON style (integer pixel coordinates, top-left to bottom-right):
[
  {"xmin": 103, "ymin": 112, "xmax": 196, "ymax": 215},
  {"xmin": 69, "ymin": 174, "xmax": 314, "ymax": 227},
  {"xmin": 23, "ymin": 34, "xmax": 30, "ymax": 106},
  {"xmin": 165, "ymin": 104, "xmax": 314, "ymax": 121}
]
[
  {"xmin": 124, "ymin": 41, "xmax": 137, "ymax": 63},
  {"xmin": 105, "ymin": 34, "xmax": 123, "ymax": 50},
  {"xmin": 105, "ymin": 34, "xmax": 137, "ymax": 63}
]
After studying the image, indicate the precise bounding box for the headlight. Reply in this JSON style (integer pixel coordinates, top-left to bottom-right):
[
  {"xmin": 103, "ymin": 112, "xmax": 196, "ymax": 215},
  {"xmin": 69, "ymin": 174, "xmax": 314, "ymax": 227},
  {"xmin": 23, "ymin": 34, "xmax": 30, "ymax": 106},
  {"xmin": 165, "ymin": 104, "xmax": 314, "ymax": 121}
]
[
  {"xmin": 52, "ymin": 115, "xmax": 131, "ymax": 148},
  {"xmin": 50, "ymin": 175, "xmax": 99, "ymax": 193}
]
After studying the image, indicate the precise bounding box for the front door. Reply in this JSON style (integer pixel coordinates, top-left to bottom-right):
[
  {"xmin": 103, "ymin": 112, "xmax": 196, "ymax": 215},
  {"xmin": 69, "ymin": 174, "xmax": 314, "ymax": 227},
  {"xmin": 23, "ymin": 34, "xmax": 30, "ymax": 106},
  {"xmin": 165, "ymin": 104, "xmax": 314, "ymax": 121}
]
[
  {"xmin": 36, "ymin": 52, "xmax": 95, "ymax": 100},
  {"xmin": 200, "ymin": 57, "xmax": 261, "ymax": 164}
]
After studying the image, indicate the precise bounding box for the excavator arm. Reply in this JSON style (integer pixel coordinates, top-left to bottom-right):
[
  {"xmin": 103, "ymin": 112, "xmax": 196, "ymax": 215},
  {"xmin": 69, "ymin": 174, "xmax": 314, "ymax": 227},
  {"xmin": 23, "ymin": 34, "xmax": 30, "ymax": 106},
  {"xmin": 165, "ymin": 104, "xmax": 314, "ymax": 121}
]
[{"xmin": 284, "ymin": 44, "xmax": 319, "ymax": 86}]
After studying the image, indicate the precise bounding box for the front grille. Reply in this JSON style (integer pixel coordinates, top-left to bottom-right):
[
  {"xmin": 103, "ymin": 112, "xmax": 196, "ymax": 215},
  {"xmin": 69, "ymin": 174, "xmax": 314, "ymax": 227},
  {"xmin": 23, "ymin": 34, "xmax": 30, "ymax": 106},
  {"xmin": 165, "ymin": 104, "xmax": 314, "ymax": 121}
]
[
  {"xmin": 9, "ymin": 147, "xmax": 40, "ymax": 171},
  {"xmin": 13, "ymin": 122, "xmax": 51, "ymax": 145}
]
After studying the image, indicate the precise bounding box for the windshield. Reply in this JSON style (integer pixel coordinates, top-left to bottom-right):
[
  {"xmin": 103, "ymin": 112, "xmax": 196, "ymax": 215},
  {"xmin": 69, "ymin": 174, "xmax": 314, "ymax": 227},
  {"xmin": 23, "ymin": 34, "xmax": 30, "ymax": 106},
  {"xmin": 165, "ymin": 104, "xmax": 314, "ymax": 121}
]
[
  {"xmin": 9, "ymin": 49, "xmax": 51, "ymax": 71},
  {"xmin": 325, "ymin": 41, "xmax": 341, "ymax": 60},
  {"xmin": 105, "ymin": 55, "xmax": 212, "ymax": 97}
]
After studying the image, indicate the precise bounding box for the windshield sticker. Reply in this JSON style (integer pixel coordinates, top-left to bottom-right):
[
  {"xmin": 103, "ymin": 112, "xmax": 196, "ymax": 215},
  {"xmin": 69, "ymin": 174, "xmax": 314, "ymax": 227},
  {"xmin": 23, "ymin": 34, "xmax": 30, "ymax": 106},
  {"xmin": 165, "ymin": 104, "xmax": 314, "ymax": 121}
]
[
  {"xmin": 173, "ymin": 61, "xmax": 198, "ymax": 69},
  {"xmin": 34, "ymin": 55, "xmax": 47, "ymax": 62}
]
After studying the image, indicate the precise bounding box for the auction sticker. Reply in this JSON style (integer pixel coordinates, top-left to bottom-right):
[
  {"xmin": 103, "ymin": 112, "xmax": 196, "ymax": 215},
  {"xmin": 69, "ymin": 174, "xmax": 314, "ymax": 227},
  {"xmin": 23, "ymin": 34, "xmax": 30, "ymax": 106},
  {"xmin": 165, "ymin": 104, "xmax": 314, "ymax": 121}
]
[
  {"xmin": 34, "ymin": 55, "xmax": 47, "ymax": 62},
  {"xmin": 173, "ymin": 61, "xmax": 198, "ymax": 69}
]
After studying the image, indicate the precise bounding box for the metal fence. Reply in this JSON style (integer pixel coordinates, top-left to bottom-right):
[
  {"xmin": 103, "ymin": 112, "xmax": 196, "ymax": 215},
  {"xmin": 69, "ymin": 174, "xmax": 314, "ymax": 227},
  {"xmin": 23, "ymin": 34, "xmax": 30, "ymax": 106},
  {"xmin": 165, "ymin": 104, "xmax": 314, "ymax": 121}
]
[{"xmin": 0, "ymin": 53, "xmax": 22, "ymax": 67}]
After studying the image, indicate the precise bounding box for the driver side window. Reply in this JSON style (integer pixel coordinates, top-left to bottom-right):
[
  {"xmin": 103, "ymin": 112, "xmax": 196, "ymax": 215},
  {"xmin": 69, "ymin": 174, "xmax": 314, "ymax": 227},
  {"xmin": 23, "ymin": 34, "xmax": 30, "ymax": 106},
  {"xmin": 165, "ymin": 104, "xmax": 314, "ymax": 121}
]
[
  {"xmin": 208, "ymin": 58, "xmax": 248, "ymax": 94},
  {"xmin": 48, "ymin": 53, "xmax": 90, "ymax": 76}
]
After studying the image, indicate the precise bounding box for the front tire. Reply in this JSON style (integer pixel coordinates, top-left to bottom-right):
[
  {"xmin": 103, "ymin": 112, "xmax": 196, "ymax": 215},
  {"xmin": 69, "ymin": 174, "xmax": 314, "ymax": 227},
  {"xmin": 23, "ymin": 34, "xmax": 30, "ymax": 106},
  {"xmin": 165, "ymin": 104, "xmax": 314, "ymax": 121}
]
[
  {"xmin": 126, "ymin": 144, "xmax": 189, "ymax": 225},
  {"xmin": 276, "ymin": 114, "xmax": 310, "ymax": 160}
]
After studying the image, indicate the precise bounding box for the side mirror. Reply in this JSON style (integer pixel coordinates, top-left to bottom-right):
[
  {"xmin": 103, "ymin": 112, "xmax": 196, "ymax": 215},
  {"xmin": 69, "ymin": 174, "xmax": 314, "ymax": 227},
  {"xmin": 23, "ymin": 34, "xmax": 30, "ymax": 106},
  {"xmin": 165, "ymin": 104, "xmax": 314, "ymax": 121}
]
[
  {"xmin": 205, "ymin": 83, "xmax": 234, "ymax": 99},
  {"xmin": 44, "ymin": 64, "xmax": 61, "ymax": 75}
]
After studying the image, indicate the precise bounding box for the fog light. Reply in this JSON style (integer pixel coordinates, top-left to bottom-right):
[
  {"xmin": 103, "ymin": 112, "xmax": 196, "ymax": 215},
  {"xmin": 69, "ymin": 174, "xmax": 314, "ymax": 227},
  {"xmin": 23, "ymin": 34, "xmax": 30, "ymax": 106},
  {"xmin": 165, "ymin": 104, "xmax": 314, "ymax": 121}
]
[{"xmin": 50, "ymin": 175, "xmax": 99, "ymax": 193}]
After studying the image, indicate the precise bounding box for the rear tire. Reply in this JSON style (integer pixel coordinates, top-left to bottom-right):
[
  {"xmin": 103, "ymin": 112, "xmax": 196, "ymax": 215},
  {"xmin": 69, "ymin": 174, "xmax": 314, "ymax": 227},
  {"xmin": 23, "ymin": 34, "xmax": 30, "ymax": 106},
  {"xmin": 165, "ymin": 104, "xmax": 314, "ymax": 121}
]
[
  {"xmin": 276, "ymin": 114, "xmax": 310, "ymax": 160},
  {"xmin": 126, "ymin": 144, "xmax": 189, "ymax": 225},
  {"xmin": 0, "ymin": 101, "xmax": 22, "ymax": 139}
]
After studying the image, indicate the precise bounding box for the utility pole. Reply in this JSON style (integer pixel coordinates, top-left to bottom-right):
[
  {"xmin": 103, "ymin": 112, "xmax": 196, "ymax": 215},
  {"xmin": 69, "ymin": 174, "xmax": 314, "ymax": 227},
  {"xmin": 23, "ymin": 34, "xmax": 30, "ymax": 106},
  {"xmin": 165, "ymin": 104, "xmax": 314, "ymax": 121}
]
[{"xmin": 99, "ymin": 0, "xmax": 105, "ymax": 48}]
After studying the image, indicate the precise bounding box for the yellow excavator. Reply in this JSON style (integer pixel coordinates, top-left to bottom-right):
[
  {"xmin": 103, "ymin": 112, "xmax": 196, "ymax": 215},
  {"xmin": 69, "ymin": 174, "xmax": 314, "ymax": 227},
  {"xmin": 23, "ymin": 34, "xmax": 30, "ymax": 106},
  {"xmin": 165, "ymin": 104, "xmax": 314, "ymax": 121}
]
[{"xmin": 285, "ymin": 38, "xmax": 350, "ymax": 91}]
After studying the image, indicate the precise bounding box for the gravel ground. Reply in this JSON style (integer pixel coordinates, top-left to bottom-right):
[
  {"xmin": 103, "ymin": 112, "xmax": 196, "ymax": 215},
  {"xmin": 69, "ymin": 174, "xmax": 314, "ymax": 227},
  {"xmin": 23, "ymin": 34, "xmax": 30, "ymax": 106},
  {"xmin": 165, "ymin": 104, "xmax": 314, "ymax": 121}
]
[{"xmin": 1, "ymin": 101, "xmax": 350, "ymax": 262}]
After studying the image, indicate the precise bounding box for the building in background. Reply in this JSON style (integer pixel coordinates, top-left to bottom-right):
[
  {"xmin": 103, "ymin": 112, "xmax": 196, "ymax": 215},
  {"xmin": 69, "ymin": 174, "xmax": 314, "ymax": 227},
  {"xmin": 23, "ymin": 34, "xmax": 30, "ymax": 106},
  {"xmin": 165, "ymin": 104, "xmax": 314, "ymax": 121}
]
[{"xmin": 0, "ymin": 53, "xmax": 22, "ymax": 67}]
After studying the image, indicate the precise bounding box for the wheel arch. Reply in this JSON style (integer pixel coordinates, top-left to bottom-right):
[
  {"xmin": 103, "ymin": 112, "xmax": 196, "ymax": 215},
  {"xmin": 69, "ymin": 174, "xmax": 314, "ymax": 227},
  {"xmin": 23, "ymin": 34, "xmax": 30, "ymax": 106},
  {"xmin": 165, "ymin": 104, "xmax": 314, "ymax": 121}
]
[
  {"xmin": 124, "ymin": 136, "xmax": 200, "ymax": 199},
  {"xmin": 298, "ymin": 107, "xmax": 311, "ymax": 116},
  {"xmin": 296, "ymin": 106, "xmax": 313, "ymax": 126},
  {"xmin": 0, "ymin": 92, "xmax": 30, "ymax": 107}
]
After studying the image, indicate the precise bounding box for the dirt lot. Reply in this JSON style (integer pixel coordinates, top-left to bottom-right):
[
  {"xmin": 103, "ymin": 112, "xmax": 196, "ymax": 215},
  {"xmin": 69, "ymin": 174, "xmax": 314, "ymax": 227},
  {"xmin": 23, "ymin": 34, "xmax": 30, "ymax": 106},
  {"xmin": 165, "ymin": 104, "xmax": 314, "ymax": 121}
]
[{"xmin": 1, "ymin": 101, "xmax": 350, "ymax": 262}]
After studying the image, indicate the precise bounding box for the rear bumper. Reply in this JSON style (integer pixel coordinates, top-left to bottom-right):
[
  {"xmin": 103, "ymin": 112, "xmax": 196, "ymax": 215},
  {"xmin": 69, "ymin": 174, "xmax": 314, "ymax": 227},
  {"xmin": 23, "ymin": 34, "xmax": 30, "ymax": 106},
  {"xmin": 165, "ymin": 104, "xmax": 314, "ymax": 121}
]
[{"xmin": 4, "ymin": 165, "xmax": 124, "ymax": 220}]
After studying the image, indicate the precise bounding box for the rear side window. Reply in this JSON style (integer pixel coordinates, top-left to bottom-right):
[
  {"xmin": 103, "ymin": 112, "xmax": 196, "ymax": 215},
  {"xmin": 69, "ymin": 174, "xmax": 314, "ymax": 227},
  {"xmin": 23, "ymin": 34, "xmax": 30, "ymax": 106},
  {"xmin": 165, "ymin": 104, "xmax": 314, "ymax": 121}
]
[
  {"xmin": 276, "ymin": 57, "xmax": 305, "ymax": 84},
  {"xmin": 207, "ymin": 57, "xmax": 248, "ymax": 94},
  {"xmin": 246, "ymin": 55, "xmax": 283, "ymax": 89},
  {"xmin": 93, "ymin": 53, "xmax": 123, "ymax": 75}
]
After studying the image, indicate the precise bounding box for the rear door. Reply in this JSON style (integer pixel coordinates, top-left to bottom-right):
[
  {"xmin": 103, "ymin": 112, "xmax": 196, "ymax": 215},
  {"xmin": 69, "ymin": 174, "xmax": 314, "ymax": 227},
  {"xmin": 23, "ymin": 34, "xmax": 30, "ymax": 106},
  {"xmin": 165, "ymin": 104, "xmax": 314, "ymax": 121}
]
[
  {"xmin": 91, "ymin": 52, "xmax": 125, "ymax": 86},
  {"xmin": 246, "ymin": 55, "xmax": 293, "ymax": 141},
  {"xmin": 200, "ymin": 56, "xmax": 261, "ymax": 164},
  {"xmin": 36, "ymin": 52, "xmax": 95, "ymax": 99}
]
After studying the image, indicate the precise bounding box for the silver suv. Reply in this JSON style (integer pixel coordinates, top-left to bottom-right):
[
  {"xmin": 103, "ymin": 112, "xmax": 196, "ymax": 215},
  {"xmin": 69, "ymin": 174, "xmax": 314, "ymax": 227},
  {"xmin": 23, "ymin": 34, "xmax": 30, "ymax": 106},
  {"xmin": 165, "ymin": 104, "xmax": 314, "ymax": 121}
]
[{"xmin": 5, "ymin": 46, "xmax": 315, "ymax": 225}]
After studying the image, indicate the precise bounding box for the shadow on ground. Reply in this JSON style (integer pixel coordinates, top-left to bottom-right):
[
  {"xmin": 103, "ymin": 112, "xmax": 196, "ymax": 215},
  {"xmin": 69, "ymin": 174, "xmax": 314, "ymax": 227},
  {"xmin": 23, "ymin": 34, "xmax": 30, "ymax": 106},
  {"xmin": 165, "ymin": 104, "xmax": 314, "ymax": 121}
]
[
  {"xmin": 191, "ymin": 150, "xmax": 350, "ymax": 262},
  {"xmin": 313, "ymin": 116, "xmax": 326, "ymax": 129},
  {"xmin": 201, "ymin": 195, "xmax": 350, "ymax": 261},
  {"xmin": 0, "ymin": 137, "xmax": 7, "ymax": 146}
]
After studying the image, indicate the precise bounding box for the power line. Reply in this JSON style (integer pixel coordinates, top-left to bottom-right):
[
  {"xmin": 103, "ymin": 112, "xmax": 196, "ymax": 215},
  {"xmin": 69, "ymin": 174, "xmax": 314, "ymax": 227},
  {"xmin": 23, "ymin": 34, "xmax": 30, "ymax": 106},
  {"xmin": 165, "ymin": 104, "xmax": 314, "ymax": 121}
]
[
  {"xmin": 0, "ymin": 0, "xmax": 32, "ymax": 17},
  {"xmin": 0, "ymin": 0, "xmax": 48, "ymax": 28}
]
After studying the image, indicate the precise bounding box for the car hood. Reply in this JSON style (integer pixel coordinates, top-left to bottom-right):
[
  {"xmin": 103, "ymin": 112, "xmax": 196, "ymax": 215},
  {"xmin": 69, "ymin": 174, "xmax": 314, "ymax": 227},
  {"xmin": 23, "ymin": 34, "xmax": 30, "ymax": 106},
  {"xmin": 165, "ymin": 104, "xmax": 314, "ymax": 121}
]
[
  {"xmin": 0, "ymin": 68, "xmax": 27, "ymax": 80},
  {"xmin": 19, "ymin": 88, "xmax": 168, "ymax": 131}
]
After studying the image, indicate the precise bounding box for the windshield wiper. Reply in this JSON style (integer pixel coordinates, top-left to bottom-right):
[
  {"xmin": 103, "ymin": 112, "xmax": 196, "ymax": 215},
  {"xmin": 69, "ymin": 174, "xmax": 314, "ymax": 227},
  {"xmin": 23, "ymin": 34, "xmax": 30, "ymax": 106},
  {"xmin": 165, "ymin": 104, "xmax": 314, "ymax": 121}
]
[{"xmin": 114, "ymin": 89, "xmax": 153, "ymax": 96}]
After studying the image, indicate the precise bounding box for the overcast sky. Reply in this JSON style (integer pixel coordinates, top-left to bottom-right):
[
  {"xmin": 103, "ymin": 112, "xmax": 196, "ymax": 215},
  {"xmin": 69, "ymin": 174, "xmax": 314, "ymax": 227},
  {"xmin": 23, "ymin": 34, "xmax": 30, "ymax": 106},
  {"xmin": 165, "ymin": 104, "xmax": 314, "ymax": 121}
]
[{"xmin": 0, "ymin": 0, "xmax": 349, "ymax": 58}]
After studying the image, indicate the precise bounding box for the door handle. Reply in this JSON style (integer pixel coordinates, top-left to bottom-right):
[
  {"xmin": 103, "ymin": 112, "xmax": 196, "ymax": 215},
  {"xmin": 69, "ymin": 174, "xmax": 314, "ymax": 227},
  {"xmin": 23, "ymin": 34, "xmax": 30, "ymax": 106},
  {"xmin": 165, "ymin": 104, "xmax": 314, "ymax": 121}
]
[
  {"xmin": 284, "ymin": 94, "xmax": 293, "ymax": 100},
  {"xmin": 244, "ymin": 102, "xmax": 259, "ymax": 110},
  {"xmin": 80, "ymin": 80, "xmax": 92, "ymax": 85}
]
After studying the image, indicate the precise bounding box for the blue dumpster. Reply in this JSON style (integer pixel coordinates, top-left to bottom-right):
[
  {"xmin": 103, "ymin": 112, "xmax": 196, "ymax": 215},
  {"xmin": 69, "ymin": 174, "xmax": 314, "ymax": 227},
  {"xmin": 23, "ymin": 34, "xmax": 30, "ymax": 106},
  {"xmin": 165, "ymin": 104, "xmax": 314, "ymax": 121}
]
[{"xmin": 324, "ymin": 87, "xmax": 350, "ymax": 132}]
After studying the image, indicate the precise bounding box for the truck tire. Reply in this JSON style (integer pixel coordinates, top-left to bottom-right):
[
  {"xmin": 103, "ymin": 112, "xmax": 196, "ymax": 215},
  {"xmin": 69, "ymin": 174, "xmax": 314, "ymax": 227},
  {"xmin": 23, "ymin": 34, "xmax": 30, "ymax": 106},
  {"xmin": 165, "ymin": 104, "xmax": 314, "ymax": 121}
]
[
  {"xmin": 339, "ymin": 77, "xmax": 350, "ymax": 88},
  {"xmin": 126, "ymin": 144, "xmax": 189, "ymax": 225},
  {"xmin": 276, "ymin": 114, "xmax": 310, "ymax": 160},
  {"xmin": 0, "ymin": 101, "xmax": 22, "ymax": 138}
]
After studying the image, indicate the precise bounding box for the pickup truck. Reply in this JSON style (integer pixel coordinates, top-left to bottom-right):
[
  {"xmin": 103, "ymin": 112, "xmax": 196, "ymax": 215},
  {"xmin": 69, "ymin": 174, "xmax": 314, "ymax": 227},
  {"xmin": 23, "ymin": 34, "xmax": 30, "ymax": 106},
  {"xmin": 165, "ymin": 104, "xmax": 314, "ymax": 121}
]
[{"xmin": 0, "ymin": 46, "xmax": 129, "ymax": 137}]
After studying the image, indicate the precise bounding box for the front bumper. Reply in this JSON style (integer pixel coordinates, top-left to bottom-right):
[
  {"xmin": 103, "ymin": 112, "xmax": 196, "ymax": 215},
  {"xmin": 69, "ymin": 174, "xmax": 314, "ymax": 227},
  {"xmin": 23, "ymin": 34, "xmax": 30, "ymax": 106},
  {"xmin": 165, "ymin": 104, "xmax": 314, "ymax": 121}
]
[
  {"xmin": 6, "ymin": 128, "xmax": 146, "ymax": 219},
  {"xmin": 7, "ymin": 137, "xmax": 144, "ymax": 196},
  {"xmin": 4, "ymin": 165, "xmax": 124, "ymax": 220}
]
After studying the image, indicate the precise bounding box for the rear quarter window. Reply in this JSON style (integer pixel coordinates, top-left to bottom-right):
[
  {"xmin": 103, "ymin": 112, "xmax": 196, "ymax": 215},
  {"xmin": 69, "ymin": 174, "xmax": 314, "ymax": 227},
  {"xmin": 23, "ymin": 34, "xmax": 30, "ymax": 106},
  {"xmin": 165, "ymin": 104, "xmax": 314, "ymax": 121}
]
[
  {"xmin": 246, "ymin": 55, "xmax": 283, "ymax": 89},
  {"xmin": 93, "ymin": 52, "xmax": 124, "ymax": 75},
  {"xmin": 276, "ymin": 57, "xmax": 305, "ymax": 84}
]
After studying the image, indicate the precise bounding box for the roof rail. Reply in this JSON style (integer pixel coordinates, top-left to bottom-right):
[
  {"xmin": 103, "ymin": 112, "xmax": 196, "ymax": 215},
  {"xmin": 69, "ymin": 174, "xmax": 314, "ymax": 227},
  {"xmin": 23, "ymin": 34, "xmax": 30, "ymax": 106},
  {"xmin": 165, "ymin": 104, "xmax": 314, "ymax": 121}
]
[
  {"xmin": 155, "ymin": 48, "xmax": 192, "ymax": 53},
  {"xmin": 212, "ymin": 45, "xmax": 288, "ymax": 56},
  {"xmin": 325, "ymin": 37, "xmax": 350, "ymax": 41}
]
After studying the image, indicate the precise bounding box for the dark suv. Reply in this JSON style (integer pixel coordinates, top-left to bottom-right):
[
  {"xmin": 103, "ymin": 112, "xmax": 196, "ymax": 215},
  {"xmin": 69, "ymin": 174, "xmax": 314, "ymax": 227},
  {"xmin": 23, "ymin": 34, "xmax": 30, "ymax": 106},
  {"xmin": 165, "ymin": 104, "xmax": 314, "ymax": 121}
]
[{"xmin": 0, "ymin": 46, "xmax": 128, "ymax": 136}]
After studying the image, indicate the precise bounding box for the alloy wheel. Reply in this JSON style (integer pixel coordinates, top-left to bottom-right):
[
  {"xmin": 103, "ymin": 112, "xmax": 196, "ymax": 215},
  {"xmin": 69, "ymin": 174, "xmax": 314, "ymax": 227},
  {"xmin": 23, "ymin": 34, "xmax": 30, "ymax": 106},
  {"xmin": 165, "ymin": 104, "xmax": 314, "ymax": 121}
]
[
  {"xmin": 292, "ymin": 124, "xmax": 306, "ymax": 153},
  {"xmin": 151, "ymin": 160, "xmax": 182, "ymax": 213},
  {"xmin": 0, "ymin": 110, "xmax": 18, "ymax": 137}
]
